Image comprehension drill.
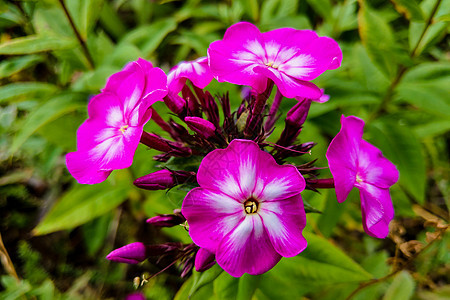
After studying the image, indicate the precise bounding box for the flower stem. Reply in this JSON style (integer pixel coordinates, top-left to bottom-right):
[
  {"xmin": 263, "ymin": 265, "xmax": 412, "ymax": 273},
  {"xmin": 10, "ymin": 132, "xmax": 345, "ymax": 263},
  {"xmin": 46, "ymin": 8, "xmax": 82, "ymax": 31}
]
[
  {"xmin": 0, "ymin": 233, "xmax": 20, "ymax": 282},
  {"xmin": 58, "ymin": 0, "xmax": 95, "ymax": 70},
  {"xmin": 244, "ymin": 80, "xmax": 274, "ymax": 137},
  {"xmin": 370, "ymin": 0, "xmax": 442, "ymax": 120},
  {"xmin": 264, "ymin": 88, "xmax": 283, "ymax": 132}
]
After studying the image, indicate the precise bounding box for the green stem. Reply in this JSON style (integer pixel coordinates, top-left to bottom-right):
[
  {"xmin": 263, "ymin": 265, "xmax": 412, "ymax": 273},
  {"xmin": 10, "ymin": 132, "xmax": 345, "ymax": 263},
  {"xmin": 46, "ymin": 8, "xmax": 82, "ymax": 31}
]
[
  {"xmin": 370, "ymin": 0, "xmax": 442, "ymax": 120},
  {"xmin": 58, "ymin": 0, "xmax": 95, "ymax": 69}
]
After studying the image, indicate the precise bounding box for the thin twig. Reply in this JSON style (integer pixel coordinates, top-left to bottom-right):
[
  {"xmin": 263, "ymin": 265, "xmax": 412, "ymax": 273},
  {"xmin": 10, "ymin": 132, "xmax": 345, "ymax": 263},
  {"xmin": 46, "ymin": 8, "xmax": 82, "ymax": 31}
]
[
  {"xmin": 345, "ymin": 225, "xmax": 448, "ymax": 300},
  {"xmin": 58, "ymin": 0, "xmax": 95, "ymax": 69},
  {"xmin": 0, "ymin": 232, "xmax": 20, "ymax": 282}
]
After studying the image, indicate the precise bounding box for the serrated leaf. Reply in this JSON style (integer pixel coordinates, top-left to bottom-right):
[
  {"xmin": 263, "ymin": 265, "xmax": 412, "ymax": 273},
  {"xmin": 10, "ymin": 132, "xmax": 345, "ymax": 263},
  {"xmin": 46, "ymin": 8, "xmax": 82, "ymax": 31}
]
[
  {"xmin": 33, "ymin": 173, "xmax": 130, "ymax": 235},
  {"xmin": 8, "ymin": 93, "xmax": 85, "ymax": 156},
  {"xmin": 0, "ymin": 35, "xmax": 77, "ymax": 55},
  {"xmin": 383, "ymin": 271, "xmax": 415, "ymax": 300},
  {"xmin": 368, "ymin": 119, "xmax": 426, "ymax": 204},
  {"xmin": 391, "ymin": 0, "xmax": 424, "ymax": 21},
  {"xmin": 358, "ymin": 1, "xmax": 398, "ymax": 78},
  {"xmin": 0, "ymin": 82, "xmax": 58, "ymax": 104},
  {"xmin": 0, "ymin": 55, "xmax": 44, "ymax": 79}
]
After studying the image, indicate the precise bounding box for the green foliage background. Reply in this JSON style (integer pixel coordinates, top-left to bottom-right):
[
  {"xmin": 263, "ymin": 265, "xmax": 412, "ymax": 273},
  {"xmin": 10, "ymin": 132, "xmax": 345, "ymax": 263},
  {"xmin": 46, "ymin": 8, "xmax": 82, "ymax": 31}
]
[{"xmin": 0, "ymin": 0, "xmax": 448, "ymax": 299}]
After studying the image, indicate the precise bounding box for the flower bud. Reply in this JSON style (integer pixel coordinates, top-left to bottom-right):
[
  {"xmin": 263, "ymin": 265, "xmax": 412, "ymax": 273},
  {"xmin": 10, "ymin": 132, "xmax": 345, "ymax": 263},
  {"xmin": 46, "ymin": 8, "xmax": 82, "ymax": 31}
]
[
  {"xmin": 286, "ymin": 98, "xmax": 312, "ymax": 129},
  {"xmin": 164, "ymin": 93, "xmax": 186, "ymax": 115},
  {"xmin": 146, "ymin": 213, "xmax": 186, "ymax": 227},
  {"xmin": 134, "ymin": 170, "xmax": 174, "ymax": 190},
  {"xmin": 106, "ymin": 242, "xmax": 148, "ymax": 264},
  {"xmin": 184, "ymin": 117, "xmax": 216, "ymax": 139},
  {"xmin": 194, "ymin": 248, "xmax": 216, "ymax": 272}
]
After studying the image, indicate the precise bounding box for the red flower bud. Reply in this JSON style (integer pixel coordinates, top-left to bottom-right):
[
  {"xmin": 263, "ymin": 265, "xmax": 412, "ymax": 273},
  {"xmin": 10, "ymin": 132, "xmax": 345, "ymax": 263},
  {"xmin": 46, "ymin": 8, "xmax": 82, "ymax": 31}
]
[
  {"xmin": 134, "ymin": 170, "xmax": 174, "ymax": 190},
  {"xmin": 184, "ymin": 117, "xmax": 216, "ymax": 139},
  {"xmin": 194, "ymin": 248, "xmax": 216, "ymax": 272},
  {"xmin": 106, "ymin": 242, "xmax": 148, "ymax": 264}
]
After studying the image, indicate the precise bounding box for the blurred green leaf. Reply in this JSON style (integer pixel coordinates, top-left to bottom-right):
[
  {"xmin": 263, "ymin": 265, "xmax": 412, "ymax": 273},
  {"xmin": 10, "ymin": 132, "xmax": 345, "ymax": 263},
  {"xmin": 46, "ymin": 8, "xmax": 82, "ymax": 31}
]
[
  {"xmin": 395, "ymin": 82, "xmax": 450, "ymax": 117},
  {"xmin": 98, "ymin": 1, "xmax": 127, "ymax": 39},
  {"xmin": 122, "ymin": 18, "xmax": 177, "ymax": 57},
  {"xmin": 258, "ymin": 232, "xmax": 371, "ymax": 298},
  {"xmin": 8, "ymin": 92, "xmax": 85, "ymax": 156},
  {"xmin": 368, "ymin": 119, "xmax": 426, "ymax": 204},
  {"xmin": 0, "ymin": 55, "xmax": 44, "ymax": 79},
  {"xmin": 358, "ymin": 1, "xmax": 399, "ymax": 78},
  {"xmin": 409, "ymin": 0, "xmax": 450, "ymax": 56},
  {"xmin": 0, "ymin": 35, "xmax": 77, "ymax": 55},
  {"xmin": 187, "ymin": 265, "xmax": 223, "ymax": 298},
  {"xmin": 33, "ymin": 172, "xmax": 130, "ymax": 235},
  {"xmin": 383, "ymin": 271, "xmax": 415, "ymax": 300},
  {"xmin": 213, "ymin": 272, "xmax": 260, "ymax": 300},
  {"xmin": 414, "ymin": 120, "xmax": 450, "ymax": 138},
  {"xmin": 0, "ymin": 82, "xmax": 58, "ymax": 104},
  {"xmin": 306, "ymin": 0, "xmax": 333, "ymax": 21},
  {"xmin": 80, "ymin": 0, "xmax": 104, "ymax": 39},
  {"xmin": 391, "ymin": 0, "xmax": 424, "ymax": 21}
]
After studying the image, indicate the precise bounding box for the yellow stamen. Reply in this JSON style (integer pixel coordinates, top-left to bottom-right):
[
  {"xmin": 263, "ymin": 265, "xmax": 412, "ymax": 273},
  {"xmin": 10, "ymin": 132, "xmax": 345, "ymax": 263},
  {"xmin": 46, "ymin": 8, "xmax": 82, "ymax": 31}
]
[
  {"xmin": 244, "ymin": 199, "xmax": 258, "ymax": 214},
  {"xmin": 119, "ymin": 125, "xmax": 129, "ymax": 134},
  {"xmin": 356, "ymin": 174, "xmax": 363, "ymax": 183}
]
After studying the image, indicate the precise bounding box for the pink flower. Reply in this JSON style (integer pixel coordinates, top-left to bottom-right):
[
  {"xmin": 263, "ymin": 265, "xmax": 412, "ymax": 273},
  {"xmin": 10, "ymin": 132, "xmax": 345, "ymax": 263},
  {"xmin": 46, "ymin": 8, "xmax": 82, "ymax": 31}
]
[
  {"xmin": 181, "ymin": 139, "xmax": 307, "ymax": 277},
  {"xmin": 326, "ymin": 115, "xmax": 399, "ymax": 238},
  {"xmin": 208, "ymin": 22, "xmax": 342, "ymax": 99},
  {"xmin": 66, "ymin": 59, "xmax": 167, "ymax": 184},
  {"xmin": 167, "ymin": 57, "xmax": 214, "ymax": 94}
]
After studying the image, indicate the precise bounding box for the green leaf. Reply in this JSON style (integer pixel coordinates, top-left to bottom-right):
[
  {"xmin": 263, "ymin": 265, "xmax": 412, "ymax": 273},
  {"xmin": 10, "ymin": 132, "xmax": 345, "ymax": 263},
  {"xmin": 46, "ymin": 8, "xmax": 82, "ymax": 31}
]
[
  {"xmin": 391, "ymin": 0, "xmax": 424, "ymax": 20},
  {"xmin": 358, "ymin": 1, "xmax": 398, "ymax": 78},
  {"xmin": 0, "ymin": 82, "xmax": 58, "ymax": 104},
  {"xmin": 409, "ymin": 0, "xmax": 450, "ymax": 56},
  {"xmin": 33, "ymin": 172, "xmax": 130, "ymax": 235},
  {"xmin": 0, "ymin": 35, "xmax": 77, "ymax": 55},
  {"xmin": 0, "ymin": 55, "xmax": 44, "ymax": 79},
  {"xmin": 187, "ymin": 265, "xmax": 223, "ymax": 298},
  {"xmin": 368, "ymin": 119, "xmax": 426, "ymax": 204},
  {"xmin": 80, "ymin": 0, "xmax": 104, "ymax": 39},
  {"xmin": 306, "ymin": 0, "xmax": 333, "ymax": 21},
  {"xmin": 395, "ymin": 82, "xmax": 450, "ymax": 117},
  {"xmin": 383, "ymin": 271, "xmax": 415, "ymax": 300},
  {"xmin": 121, "ymin": 18, "xmax": 177, "ymax": 57},
  {"xmin": 8, "ymin": 92, "xmax": 85, "ymax": 156},
  {"xmin": 414, "ymin": 120, "xmax": 450, "ymax": 138},
  {"xmin": 258, "ymin": 232, "xmax": 372, "ymax": 298}
]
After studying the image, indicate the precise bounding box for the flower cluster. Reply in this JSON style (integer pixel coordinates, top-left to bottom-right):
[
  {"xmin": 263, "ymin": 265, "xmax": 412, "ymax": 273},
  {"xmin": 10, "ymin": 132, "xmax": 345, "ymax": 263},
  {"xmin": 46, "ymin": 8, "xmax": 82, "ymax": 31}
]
[{"xmin": 66, "ymin": 22, "xmax": 399, "ymax": 278}]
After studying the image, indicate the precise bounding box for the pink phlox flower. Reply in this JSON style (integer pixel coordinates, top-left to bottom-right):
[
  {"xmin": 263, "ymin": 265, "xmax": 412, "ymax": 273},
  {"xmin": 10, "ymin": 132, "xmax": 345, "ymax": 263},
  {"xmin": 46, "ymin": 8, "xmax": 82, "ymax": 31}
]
[
  {"xmin": 208, "ymin": 22, "xmax": 342, "ymax": 99},
  {"xmin": 167, "ymin": 57, "xmax": 214, "ymax": 95},
  {"xmin": 181, "ymin": 139, "xmax": 308, "ymax": 277},
  {"xmin": 326, "ymin": 115, "xmax": 399, "ymax": 238},
  {"xmin": 66, "ymin": 59, "xmax": 167, "ymax": 184}
]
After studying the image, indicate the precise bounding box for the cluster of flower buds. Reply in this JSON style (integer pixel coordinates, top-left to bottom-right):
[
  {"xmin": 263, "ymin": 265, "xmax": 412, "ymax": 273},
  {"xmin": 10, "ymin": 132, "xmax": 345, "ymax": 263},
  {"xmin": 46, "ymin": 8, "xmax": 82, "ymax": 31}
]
[{"xmin": 67, "ymin": 22, "xmax": 399, "ymax": 279}]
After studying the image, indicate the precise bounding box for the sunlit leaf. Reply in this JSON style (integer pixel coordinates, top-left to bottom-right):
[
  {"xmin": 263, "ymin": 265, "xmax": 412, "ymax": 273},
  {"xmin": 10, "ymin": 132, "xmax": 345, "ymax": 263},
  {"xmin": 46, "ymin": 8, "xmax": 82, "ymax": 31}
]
[
  {"xmin": 0, "ymin": 35, "xmax": 77, "ymax": 55},
  {"xmin": 0, "ymin": 82, "xmax": 58, "ymax": 104},
  {"xmin": 8, "ymin": 93, "xmax": 86, "ymax": 156},
  {"xmin": 391, "ymin": 0, "xmax": 424, "ymax": 21},
  {"xmin": 383, "ymin": 271, "xmax": 415, "ymax": 300},
  {"xmin": 33, "ymin": 172, "xmax": 130, "ymax": 235}
]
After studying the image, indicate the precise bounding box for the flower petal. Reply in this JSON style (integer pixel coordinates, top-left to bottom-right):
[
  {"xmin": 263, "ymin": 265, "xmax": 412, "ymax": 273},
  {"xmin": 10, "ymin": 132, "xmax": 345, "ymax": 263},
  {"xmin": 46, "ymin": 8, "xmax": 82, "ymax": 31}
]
[
  {"xmin": 168, "ymin": 57, "xmax": 213, "ymax": 94},
  {"xmin": 66, "ymin": 151, "xmax": 112, "ymax": 184},
  {"xmin": 358, "ymin": 140, "xmax": 399, "ymax": 189},
  {"xmin": 326, "ymin": 115, "xmax": 365, "ymax": 202},
  {"xmin": 359, "ymin": 183, "xmax": 394, "ymax": 239},
  {"xmin": 253, "ymin": 66, "xmax": 322, "ymax": 99},
  {"xmin": 216, "ymin": 214, "xmax": 281, "ymax": 277},
  {"xmin": 181, "ymin": 188, "xmax": 243, "ymax": 253},
  {"xmin": 259, "ymin": 194, "xmax": 307, "ymax": 257}
]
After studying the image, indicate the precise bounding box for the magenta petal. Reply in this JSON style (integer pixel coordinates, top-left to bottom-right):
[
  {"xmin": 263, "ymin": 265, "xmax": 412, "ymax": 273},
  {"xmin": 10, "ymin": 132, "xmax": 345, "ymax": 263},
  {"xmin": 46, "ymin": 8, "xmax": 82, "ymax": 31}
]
[
  {"xmin": 253, "ymin": 66, "xmax": 322, "ymax": 99},
  {"xmin": 358, "ymin": 140, "xmax": 399, "ymax": 189},
  {"xmin": 141, "ymin": 67, "xmax": 167, "ymax": 105},
  {"xmin": 216, "ymin": 215, "xmax": 281, "ymax": 277},
  {"xmin": 168, "ymin": 57, "xmax": 213, "ymax": 94},
  {"xmin": 260, "ymin": 194, "xmax": 307, "ymax": 257},
  {"xmin": 106, "ymin": 242, "xmax": 148, "ymax": 264},
  {"xmin": 359, "ymin": 184, "xmax": 394, "ymax": 239},
  {"xmin": 66, "ymin": 151, "xmax": 112, "ymax": 184},
  {"xmin": 181, "ymin": 188, "xmax": 243, "ymax": 253}
]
